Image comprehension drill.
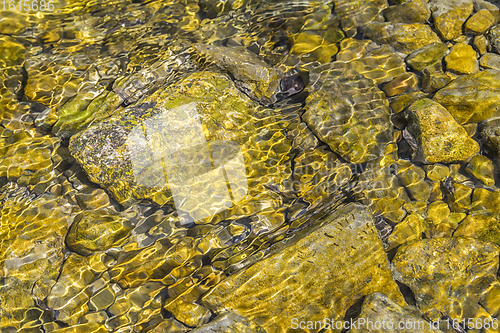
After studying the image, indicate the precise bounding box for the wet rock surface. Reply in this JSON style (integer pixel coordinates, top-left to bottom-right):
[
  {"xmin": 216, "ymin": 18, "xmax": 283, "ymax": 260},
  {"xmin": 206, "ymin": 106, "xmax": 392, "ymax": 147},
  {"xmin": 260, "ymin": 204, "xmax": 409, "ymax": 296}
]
[
  {"xmin": 392, "ymin": 237, "xmax": 499, "ymax": 321},
  {"xmin": 433, "ymin": 69, "xmax": 500, "ymax": 123},
  {"xmin": 303, "ymin": 62, "xmax": 395, "ymax": 164},
  {"xmin": 405, "ymin": 98, "xmax": 479, "ymax": 163},
  {"xmin": 3, "ymin": 0, "xmax": 500, "ymax": 331},
  {"xmin": 347, "ymin": 292, "xmax": 443, "ymax": 332},
  {"xmin": 201, "ymin": 203, "xmax": 405, "ymax": 331}
]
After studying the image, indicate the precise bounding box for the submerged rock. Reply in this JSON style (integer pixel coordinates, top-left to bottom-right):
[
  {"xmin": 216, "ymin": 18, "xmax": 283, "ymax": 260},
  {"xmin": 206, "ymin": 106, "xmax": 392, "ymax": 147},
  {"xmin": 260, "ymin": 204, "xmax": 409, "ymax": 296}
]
[
  {"xmin": 465, "ymin": 8, "xmax": 495, "ymax": 33},
  {"xmin": 70, "ymin": 71, "xmax": 294, "ymax": 229},
  {"xmin": 487, "ymin": 24, "xmax": 500, "ymax": 53},
  {"xmin": 201, "ymin": 203, "xmax": 405, "ymax": 332},
  {"xmin": 190, "ymin": 312, "xmax": 265, "ymax": 333},
  {"xmin": 193, "ymin": 44, "xmax": 285, "ymax": 106},
  {"xmin": 347, "ymin": 292, "xmax": 443, "ymax": 332},
  {"xmin": 332, "ymin": 0, "xmax": 388, "ymax": 37},
  {"xmin": 474, "ymin": 35, "xmax": 489, "ymax": 55},
  {"xmin": 429, "ymin": 0, "xmax": 474, "ymax": 40},
  {"xmin": 303, "ymin": 62, "xmax": 395, "ymax": 163},
  {"xmin": 0, "ymin": 129, "xmax": 61, "ymax": 185},
  {"xmin": 433, "ymin": 69, "xmax": 500, "ymax": 123},
  {"xmin": 66, "ymin": 209, "xmax": 134, "ymax": 255},
  {"xmin": 392, "ymin": 237, "xmax": 499, "ymax": 321},
  {"xmin": 387, "ymin": 213, "xmax": 428, "ymax": 250},
  {"xmin": 383, "ymin": 0, "xmax": 431, "ymax": 24},
  {"xmin": 0, "ymin": 184, "xmax": 71, "ymax": 301},
  {"xmin": 444, "ymin": 43, "xmax": 479, "ymax": 74},
  {"xmin": 53, "ymin": 89, "xmax": 123, "ymax": 139},
  {"xmin": 46, "ymin": 254, "xmax": 96, "ymax": 325},
  {"xmin": 406, "ymin": 98, "xmax": 479, "ymax": 163},
  {"xmin": 361, "ymin": 22, "xmax": 441, "ymax": 54}
]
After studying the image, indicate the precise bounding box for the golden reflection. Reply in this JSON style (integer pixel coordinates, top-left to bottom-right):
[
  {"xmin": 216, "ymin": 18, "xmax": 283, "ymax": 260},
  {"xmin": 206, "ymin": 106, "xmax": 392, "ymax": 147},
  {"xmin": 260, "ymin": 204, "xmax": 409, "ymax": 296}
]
[{"xmin": 127, "ymin": 102, "xmax": 248, "ymax": 225}]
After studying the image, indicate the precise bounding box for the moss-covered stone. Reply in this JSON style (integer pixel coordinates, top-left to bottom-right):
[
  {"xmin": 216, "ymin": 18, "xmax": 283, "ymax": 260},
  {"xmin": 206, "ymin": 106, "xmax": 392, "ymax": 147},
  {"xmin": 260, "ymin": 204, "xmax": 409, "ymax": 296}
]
[
  {"xmin": 444, "ymin": 43, "xmax": 479, "ymax": 74},
  {"xmin": 454, "ymin": 213, "xmax": 500, "ymax": 245},
  {"xmin": 202, "ymin": 203, "xmax": 405, "ymax": 332},
  {"xmin": 429, "ymin": 0, "xmax": 474, "ymax": 40},
  {"xmin": 392, "ymin": 237, "xmax": 499, "ymax": 321},
  {"xmin": 465, "ymin": 9, "xmax": 495, "ymax": 34},
  {"xmin": 433, "ymin": 69, "xmax": 500, "ymax": 123},
  {"xmin": 406, "ymin": 98, "xmax": 479, "ymax": 163},
  {"xmin": 53, "ymin": 89, "xmax": 123, "ymax": 139}
]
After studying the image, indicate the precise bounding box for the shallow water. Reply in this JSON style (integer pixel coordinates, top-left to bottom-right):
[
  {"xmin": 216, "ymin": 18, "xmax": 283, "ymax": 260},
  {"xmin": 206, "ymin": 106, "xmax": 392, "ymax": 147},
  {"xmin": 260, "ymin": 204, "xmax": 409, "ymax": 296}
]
[{"xmin": 2, "ymin": 0, "xmax": 500, "ymax": 332}]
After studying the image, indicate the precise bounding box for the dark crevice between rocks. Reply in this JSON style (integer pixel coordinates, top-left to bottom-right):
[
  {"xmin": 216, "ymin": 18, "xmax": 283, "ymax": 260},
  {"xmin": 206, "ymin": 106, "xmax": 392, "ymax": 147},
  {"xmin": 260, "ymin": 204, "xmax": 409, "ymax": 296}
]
[
  {"xmin": 16, "ymin": 64, "xmax": 28, "ymax": 102},
  {"xmin": 396, "ymin": 281, "xmax": 417, "ymax": 306},
  {"xmin": 338, "ymin": 296, "xmax": 366, "ymax": 333}
]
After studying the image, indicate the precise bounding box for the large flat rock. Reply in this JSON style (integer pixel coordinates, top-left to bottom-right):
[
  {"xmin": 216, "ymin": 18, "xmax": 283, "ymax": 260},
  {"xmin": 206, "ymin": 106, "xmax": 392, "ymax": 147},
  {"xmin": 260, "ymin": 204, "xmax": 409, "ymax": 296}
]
[{"xmin": 201, "ymin": 203, "xmax": 405, "ymax": 332}]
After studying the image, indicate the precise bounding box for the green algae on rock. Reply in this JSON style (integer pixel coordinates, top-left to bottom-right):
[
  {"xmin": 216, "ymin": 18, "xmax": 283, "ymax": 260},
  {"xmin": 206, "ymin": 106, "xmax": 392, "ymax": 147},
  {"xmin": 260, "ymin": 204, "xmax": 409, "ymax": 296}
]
[
  {"xmin": 454, "ymin": 213, "xmax": 500, "ymax": 245},
  {"xmin": 53, "ymin": 89, "xmax": 123, "ymax": 140},
  {"xmin": 433, "ymin": 69, "xmax": 500, "ymax": 124},
  {"xmin": 303, "ymin": 62, "xmax": 395, "ymax": 164},
  {"xmin": 201, "ymin": 203, "xmax": 405, "ymax": 332},
  {"xmin": 392, "ymin": 237, "xmax": 499, "ymax": 321},
  {"xmin": 406, "ymin": 98, "xmax": 479, "ymax": 163}
]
